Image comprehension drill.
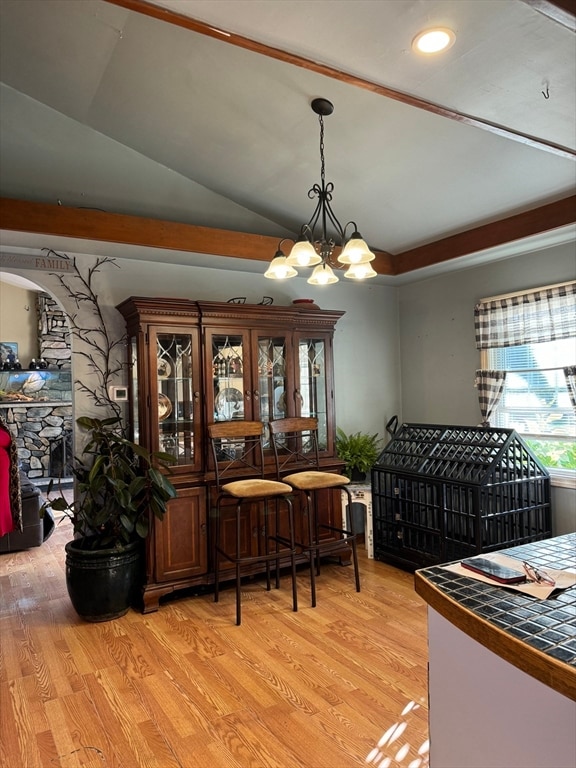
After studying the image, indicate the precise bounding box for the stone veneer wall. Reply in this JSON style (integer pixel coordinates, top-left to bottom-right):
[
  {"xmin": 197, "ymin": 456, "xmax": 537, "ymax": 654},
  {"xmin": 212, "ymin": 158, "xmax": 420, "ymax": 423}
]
[
  {"xmin": 1, "ymin": 403, "xmax": 73, "ymax": 479},
  {"xmin": 38, "ymin": 293, "xmax": 72, "ymax": 369}
]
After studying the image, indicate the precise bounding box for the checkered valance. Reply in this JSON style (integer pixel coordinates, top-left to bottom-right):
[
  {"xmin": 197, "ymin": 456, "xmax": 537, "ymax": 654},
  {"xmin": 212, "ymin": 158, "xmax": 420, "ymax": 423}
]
[{"xmin": 474, "ymin": 281, "xmax": 576, "ymax": 349}]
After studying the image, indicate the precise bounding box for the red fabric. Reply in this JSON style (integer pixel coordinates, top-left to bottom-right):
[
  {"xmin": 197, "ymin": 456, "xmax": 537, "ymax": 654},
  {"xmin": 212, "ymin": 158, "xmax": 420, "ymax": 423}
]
[{"xmin": 0, "ymin": 426, "xmax": 15, "ymax": 536}]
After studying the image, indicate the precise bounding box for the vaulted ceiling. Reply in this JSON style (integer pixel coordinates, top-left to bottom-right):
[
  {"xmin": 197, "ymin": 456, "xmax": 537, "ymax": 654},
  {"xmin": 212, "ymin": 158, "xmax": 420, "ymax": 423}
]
[{"xmin": 0, "ymin": 0, "xmax": 574, "ymax": 283}]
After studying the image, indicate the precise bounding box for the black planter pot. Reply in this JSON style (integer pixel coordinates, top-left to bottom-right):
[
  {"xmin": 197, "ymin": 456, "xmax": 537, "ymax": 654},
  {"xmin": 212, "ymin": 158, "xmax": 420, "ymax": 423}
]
[
  {"xmin": 65, "ymin": 537, "xmax": 143, "ymax": 622},
  {"xmin": 350, "ymin": 469, "xmax": 367, "ymax": 483}
]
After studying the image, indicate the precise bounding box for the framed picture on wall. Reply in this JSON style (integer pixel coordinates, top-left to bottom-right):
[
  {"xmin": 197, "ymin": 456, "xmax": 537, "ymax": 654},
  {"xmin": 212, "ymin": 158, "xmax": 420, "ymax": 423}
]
[{"xmin": 0, "ymin": 342, "xmax": 18, "ymax": 362}]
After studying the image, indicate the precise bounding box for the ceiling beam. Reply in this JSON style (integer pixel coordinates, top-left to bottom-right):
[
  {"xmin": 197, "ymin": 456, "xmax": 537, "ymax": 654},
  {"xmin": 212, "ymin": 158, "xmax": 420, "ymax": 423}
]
[
  {"xmin": 394, "ymin": 195, "xmax": 576, "ymax": 274},
  {"xmin": 520, "ymin": 0, "xmax": 576, "ymax": 31},
  {"xmin": 2, "ymin": 196, "xmax": 574, "ymax": 278},
  {"xmin": 104, "ymin": 0, "xmax": 576, "ymax": 161},
  {"xmin": 0, "ymin": 198, "xmax": 396, "ymax": 275}
]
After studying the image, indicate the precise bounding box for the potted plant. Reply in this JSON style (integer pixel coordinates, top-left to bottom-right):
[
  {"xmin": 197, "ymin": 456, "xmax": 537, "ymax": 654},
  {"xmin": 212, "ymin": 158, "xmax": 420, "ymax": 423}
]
[
  {"xmin": 43, "ymin": 415, "xmax": 176, "ymax": 621},
  {"xmin": 336, "ymin": 428, "xmax": 383, "ymax": 482}
]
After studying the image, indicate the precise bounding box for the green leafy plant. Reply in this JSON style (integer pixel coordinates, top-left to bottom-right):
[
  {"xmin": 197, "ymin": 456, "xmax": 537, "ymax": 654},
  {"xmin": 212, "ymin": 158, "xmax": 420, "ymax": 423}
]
[
  {"xmin": 336, "ymin": 428, "xmax": 383, "ymax": 479},
  {"xmin": 43, "ymin": 416, "xmax": 177, "ymax": 549},
  {"xmin": 525, "ymin": 438, "xmax": 576, "ymax": 470}
]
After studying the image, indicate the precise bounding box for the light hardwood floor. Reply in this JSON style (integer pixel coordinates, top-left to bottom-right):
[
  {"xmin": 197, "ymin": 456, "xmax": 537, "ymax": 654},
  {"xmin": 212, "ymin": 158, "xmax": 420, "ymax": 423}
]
[{"xmin": 0, "ymin": 521, "xmax": 429, "ymax": 768}]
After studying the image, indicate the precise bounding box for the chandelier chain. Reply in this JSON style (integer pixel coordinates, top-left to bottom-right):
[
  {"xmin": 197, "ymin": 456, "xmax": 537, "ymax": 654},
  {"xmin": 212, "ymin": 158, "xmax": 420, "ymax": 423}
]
[{"xmin": 318, "ymin": 114, "xmax": 326, "ymax": 185}]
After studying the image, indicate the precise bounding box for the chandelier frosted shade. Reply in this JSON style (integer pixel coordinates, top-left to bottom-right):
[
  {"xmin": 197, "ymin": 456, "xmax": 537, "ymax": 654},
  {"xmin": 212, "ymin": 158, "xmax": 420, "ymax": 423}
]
[
  {"xmin": 264, "ymin": 252, "xmax": 298, "ymax": 279},
  {"xmin": 286, "ymin": 239, "xmax": 322, "ymax": 267},
  {"xmin": 307, "ymin": 263, "xmax": 338, "ymax": 285},
  {"xmin": 344, "ymin": 261, "xmax": 377, "ymax": 279},
  {"xmin": 337, "ymin": 234, "xmax": 375, "ymax": 265}
]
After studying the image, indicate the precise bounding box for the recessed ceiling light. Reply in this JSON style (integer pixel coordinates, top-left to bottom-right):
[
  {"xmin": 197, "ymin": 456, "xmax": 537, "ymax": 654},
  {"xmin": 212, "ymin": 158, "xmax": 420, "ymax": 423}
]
[{"xmin": 412, "ymin": 27, "xmax": 456, "ymax": 54}]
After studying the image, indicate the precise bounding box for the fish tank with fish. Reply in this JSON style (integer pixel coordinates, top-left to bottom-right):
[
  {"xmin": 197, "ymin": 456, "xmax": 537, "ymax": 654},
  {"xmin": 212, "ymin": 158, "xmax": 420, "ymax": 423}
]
[{"xmin": 0, "ymin": 369, "xmax": 72, "ymax": 403}]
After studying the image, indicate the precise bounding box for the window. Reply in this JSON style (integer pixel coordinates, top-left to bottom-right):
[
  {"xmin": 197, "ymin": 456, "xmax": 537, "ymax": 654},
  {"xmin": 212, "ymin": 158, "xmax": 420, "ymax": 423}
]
[
  {"xmin": 484, "ymin": 339, "xmax": 575, "ymax": 470},
  {"xmin": 475, "ymin": 281, "xmax": 576, "ymax": 475}
]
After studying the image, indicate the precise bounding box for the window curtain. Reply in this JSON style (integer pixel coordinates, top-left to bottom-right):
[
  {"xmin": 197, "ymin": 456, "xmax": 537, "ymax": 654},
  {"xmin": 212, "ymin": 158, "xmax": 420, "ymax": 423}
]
[
  {"xmin": 475, "ymin": 370, "xmax": 507, "ymax": 427},
  {"xmin": 564, "ymin": 366, "xmax": 576, "ymax": 414},
  {"xmin": 474, "ymin": 282, "xmax": 576, "ymax": 349}
]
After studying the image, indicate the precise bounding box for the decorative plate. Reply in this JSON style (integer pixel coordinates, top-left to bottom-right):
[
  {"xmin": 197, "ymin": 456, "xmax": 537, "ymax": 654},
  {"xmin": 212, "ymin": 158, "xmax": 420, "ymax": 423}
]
[
  {"xmin": 215, "ymin": 387, "xmax": 243, "ymax": 414},
  {"xmin": 158, "ymin": 393, "xmax": 172, "ymax": 421},
  {"xmin": 157, "ymin": 358, "xmax": 172, "ymax": 378}
]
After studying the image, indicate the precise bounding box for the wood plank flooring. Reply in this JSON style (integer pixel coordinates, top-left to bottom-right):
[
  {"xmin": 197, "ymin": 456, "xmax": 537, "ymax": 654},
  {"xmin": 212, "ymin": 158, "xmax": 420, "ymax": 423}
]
[{"xmin": 0, "ymin": 520, "xmax": 429, "ymax": 768}]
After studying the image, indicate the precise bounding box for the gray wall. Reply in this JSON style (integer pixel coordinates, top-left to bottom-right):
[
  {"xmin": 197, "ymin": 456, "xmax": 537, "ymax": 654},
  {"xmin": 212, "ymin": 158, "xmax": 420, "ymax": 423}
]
[{"xmin": 398, "ymin": 242, "xmax": 576, "ymax": 535}]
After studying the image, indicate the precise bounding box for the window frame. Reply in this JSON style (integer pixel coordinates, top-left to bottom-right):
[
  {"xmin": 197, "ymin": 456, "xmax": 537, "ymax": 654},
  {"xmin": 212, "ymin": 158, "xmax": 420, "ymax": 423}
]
[{"xmin": 476, "ymin": 281, "xmax": 576, "ymax": 487}]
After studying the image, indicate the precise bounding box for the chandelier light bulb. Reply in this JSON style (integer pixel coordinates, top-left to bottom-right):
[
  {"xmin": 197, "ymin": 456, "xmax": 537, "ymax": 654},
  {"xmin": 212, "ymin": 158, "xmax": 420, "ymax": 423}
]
[{"xmin": 307, "ymin": 263, "xmax": 338, "ymax": 286}]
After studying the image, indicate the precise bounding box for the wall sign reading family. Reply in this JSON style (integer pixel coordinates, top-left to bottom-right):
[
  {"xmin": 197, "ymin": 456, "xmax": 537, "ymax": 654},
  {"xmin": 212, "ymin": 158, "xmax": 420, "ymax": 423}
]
[{"xmin": 0, "ymin": 253, "xmax": 75, "ymax": 272}]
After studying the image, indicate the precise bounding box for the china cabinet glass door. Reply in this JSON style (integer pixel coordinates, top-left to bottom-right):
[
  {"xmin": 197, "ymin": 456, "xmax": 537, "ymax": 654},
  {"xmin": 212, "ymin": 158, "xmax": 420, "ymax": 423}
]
[
  {"xmin": 255, "ymin": 335, "xmax": 288, "ymax": 425},
  {"xmin": 209, "ymin": 332, "xmax": 247, "ymax": 422},
  {"xmin": 297, "ymin": 335, "xmax": 329, "ymax": 450},
  {"xmin": 153, "ymin": 329, "xmax": 201, "ymax": 471}
]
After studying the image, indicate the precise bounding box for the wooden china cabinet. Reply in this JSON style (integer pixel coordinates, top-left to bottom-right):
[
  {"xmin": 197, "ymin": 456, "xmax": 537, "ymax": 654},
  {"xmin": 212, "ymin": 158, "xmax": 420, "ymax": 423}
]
[{"xmin": 116, "ymin": 297, "xmax": 346, "ymax": 612}]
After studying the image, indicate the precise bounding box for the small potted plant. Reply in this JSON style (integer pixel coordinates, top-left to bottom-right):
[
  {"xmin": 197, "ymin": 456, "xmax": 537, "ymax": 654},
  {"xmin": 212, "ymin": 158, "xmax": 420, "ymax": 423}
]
[
  {"xmin": 336, "ymin": 428, "xmax": 383, "ymax": 482},
  {"xmin": 43, "ymin": 415, "xmax": 176, "ymax": 621}
]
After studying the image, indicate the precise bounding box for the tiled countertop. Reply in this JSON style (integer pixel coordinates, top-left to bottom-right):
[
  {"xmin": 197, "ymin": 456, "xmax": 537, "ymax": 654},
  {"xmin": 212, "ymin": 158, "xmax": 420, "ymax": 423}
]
[{"xmin": 414, "ymin": 533, "xmax": 576, "ymax": 701}]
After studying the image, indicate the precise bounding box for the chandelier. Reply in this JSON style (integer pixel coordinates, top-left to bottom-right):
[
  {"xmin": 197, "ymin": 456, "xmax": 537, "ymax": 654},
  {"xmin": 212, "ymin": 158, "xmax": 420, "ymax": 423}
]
[{"xmin": 264, "ymin": 98, "xmax": 377, "ymax": 285}]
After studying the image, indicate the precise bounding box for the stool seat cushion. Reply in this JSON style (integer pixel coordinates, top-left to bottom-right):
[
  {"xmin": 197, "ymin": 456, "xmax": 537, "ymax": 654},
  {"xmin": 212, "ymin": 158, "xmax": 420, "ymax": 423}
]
[
  {"xmin": 283, "ymin": 471, "xmax": 350, "ymax": 490},
  {"xmin": 222, "ymin": 478, "xmax": 292, "ymax": 499}
]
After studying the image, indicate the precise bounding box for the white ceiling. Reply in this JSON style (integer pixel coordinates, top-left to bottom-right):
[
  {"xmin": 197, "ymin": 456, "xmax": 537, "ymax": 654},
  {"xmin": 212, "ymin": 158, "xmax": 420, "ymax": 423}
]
[{"xmin": 0, "ymin": 0, "xmax": 574, "ymax": 281}]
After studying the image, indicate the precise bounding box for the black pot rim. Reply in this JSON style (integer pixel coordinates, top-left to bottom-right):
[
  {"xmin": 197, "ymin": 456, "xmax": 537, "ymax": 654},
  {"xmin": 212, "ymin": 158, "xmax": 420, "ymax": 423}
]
[{"xmin": 65, "ymin": 536, "xmax": 141, "ymax": 557}]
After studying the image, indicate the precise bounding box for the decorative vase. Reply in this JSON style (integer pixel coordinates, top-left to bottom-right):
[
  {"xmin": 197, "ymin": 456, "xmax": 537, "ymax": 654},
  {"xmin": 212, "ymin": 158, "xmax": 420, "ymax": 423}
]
[{"xmin": 65, "ymin": 537, "xmax": 143, "ymax": 621}]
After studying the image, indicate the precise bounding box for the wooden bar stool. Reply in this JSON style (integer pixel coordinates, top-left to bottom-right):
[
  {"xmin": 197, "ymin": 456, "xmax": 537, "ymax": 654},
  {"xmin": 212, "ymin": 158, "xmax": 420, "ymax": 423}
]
[
  {"xmin": 269, "ymin": 417, "xmax": 360, "ymax": 607},
  {"xmin": 208, "ymin": 421, "xmax": 298, "ymax": 625}
]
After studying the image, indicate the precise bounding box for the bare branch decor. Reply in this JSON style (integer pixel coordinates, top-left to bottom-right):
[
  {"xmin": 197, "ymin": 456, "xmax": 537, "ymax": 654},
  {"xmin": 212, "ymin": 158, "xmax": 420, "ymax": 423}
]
[{"xmin": 42, "ymin": 248, "xmax": 126, "ymax": 420}]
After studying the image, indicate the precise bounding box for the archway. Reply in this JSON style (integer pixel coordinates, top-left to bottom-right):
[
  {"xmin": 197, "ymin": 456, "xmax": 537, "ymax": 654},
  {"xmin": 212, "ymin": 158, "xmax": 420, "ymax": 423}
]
[{"xmin": 0, "ymin": 271, "xmax": 74, "ymax": 488}]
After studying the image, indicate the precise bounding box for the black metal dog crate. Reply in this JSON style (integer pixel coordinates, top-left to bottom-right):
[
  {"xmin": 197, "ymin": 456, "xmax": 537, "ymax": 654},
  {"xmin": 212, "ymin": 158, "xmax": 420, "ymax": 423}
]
[{"xmin": 372, "ymin": 423, "xmax": 551, "ymax": 570}]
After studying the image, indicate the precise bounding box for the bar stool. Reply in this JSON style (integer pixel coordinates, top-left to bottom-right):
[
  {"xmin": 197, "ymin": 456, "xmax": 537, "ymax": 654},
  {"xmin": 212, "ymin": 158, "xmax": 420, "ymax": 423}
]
[
  {"xmin": 208, "ymin": 420, "xmax": 298, "ymax": 625},
  {"xmin": 269, "ymin": 417, "xmax": 360, "ymax": 607}
]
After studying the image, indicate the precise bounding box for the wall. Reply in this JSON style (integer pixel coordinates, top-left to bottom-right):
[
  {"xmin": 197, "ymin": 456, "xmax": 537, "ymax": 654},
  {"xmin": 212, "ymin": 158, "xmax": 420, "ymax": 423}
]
[
  {"xmin": 398, "ymin": 242, "xmax": 576, "ymax": 535},
  {"xmin": 0, "ymin": 282, "xmax": 38, "ymax": 365},
  {"xmin": 0, "ymin": 253, "xmax": 401, "ymax": 447}
]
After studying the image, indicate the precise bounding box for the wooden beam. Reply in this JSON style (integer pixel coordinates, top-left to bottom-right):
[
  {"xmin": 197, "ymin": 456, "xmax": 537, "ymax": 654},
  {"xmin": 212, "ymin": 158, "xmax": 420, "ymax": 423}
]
[
  {"xmin": 394, "ymin": 196, "xmax": 576, "ymax": 274},
  {"xmin": 0, "ymin": 198, "xmax": 396, "ymax": 275},
  {"xmin": 520, "ymin": 0, "xmax": 576, "ymax": 31},
  {"xmin": 104, "ymin": 0, "xmax": 576, "ymax": 161},
  {"xmin": 3, "ymin": 196, "xmax": 573, "ymax": 279}
]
